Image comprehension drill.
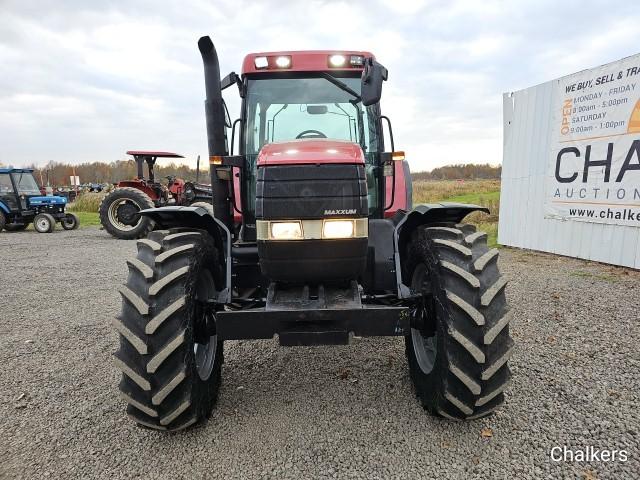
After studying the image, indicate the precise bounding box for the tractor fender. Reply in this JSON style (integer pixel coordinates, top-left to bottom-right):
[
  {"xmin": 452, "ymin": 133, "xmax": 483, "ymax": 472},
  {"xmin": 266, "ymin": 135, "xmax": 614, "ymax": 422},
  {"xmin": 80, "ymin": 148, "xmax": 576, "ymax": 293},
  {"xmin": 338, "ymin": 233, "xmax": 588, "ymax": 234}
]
[
  {"xmin": 0, "ymin": 201, "xmax": 9, "ymax": 214},
  {"xmin": 392, "ymin": 203, "xmax": 489, "ymax": 298},
  {"xmin": 139, "ymin": 206, "xmax": 232, "ymax": 303}
]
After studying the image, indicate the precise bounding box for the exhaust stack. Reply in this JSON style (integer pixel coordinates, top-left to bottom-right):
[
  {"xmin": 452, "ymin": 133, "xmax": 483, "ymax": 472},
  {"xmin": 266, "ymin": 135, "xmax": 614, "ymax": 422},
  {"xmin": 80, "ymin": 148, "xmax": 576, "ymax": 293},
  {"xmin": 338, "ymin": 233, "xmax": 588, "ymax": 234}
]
[{"xmin": 198, "ymin": 36, "xmax": 231, "ymax": 229}]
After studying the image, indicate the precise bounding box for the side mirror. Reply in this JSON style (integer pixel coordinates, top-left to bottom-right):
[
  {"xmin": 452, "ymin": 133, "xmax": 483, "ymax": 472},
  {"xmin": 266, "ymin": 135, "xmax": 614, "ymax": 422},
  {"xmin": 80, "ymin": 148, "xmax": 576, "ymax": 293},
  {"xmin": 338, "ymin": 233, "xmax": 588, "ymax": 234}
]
[
  {"xmin": 221, "ymin": 71, "xmax": 243, "ymax": 96},
  {"xmin": 361, "ymin": 58, "xmax": 388, "ymax": 106}
]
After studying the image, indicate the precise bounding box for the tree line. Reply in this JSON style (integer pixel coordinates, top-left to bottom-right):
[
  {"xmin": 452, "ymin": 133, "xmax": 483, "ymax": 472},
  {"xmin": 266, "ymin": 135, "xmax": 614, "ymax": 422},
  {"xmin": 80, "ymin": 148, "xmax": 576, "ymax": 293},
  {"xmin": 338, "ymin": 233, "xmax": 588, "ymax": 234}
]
[
  {"xmin": 0, "ymin": 160, "xmax": 205, "ymax": 186},
  {"xmin": 0, "ymin": 160, "xmax": 501, "ymax": 186},
  {"xmin": 412, "ymin": 163, "xmax": 501, "ymax": 181}
]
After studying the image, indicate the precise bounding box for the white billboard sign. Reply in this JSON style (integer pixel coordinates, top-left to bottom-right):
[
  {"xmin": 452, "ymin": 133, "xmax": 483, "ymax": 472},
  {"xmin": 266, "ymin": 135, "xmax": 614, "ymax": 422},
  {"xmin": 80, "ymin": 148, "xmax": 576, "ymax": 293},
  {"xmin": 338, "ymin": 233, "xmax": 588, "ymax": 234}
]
[{"xmin": 546, "ymin": 56, "xmax": 640, "ymax": 226}]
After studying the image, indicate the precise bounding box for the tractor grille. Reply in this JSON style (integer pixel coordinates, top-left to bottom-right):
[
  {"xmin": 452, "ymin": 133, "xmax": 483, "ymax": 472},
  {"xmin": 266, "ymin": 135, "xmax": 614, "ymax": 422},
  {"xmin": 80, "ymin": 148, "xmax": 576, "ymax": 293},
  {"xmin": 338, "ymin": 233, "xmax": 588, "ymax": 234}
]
[{"xmin": 255, "ymin": 164, "xmax": 367, "ymax": 219}]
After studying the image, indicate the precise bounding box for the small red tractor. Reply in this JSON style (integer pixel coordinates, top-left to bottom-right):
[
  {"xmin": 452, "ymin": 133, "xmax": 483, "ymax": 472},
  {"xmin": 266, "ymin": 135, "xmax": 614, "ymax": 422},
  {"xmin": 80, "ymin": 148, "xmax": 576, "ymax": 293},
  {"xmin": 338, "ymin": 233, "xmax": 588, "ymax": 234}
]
[
  {"xmin": 112, "ymin": 37, "xmax": 513, "ymax": 431},
  {"xmin": 99, "ymin": 151, "xmax": 212, "ymax": 239}
]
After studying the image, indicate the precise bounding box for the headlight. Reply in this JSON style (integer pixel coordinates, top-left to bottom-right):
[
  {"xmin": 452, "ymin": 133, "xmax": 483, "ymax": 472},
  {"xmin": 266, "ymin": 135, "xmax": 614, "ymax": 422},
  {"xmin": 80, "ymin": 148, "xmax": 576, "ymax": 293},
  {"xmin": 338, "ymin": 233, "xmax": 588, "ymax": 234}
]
[
  {"xmin": 271, "ymin": 221, "xmax": 303, "ymax": 240},
  {"xmin": 322, "ymin": 220, "xmax": 354, "ymax": 239},
  {"xmin": 256, "ymin": 219, "xmax": 367, "ymax": 240}
]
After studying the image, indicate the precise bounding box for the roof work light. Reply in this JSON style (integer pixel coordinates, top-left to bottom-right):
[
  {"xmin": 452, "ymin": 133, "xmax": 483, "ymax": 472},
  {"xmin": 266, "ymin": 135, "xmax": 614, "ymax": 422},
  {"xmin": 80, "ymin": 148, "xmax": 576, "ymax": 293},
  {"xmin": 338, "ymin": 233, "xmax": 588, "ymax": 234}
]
[
  {"xmin": 254, "ymin": 56, "xmax": 268, "ymax": 69},
  {"xmin": 328, "ymin": 54, "xmax": 364, "ymax": 68},
  {"xmin": 275, "ymin": 56, "xmax": 291, "ymax": 68}
]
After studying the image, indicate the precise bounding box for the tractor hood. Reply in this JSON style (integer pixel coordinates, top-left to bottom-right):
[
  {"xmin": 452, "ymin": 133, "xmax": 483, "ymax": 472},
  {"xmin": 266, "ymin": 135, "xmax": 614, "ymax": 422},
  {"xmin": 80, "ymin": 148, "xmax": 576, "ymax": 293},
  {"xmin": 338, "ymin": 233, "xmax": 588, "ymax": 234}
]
[
  {"xmin": 257, "ymin": 139, "xmax": 365, "ymax": 166},
  {"xmin": 28, "ymin": 195, "xmax": 67, "ymax": 205}
]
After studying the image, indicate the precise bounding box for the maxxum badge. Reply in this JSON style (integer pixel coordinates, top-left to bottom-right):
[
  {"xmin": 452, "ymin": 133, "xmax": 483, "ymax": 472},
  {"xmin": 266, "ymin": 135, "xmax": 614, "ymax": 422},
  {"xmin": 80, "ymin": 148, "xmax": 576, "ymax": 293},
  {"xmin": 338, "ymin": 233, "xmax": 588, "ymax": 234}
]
[{"xmin": 324, "ymin": 209, "xmax": 357, "ymax": 215}]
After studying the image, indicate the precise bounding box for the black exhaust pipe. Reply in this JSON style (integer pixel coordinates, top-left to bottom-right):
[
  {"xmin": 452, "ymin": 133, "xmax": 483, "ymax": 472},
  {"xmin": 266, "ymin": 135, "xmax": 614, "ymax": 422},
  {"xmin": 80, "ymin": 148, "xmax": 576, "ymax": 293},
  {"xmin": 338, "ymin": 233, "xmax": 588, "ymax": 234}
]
[{"xmin": 198, "ymin": 36, "xmax": 232, "ymax": 229}]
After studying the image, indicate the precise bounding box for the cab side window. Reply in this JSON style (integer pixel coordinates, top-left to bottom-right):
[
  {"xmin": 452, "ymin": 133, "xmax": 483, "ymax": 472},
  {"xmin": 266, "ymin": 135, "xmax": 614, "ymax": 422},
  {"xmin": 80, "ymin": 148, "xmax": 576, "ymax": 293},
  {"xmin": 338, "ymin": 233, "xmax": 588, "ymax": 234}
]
[{"xmin": 0, "ymin": 174, "xmax": 13, "ymax": 194}]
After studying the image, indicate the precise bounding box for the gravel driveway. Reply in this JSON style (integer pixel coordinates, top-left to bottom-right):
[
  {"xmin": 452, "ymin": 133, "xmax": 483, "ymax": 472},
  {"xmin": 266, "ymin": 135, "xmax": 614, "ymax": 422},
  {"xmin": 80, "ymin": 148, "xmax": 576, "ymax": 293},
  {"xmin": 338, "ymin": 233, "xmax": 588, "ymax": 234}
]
[{"xmin": 1, "ymin": 228, "xmax": 638, "ymax": 479}]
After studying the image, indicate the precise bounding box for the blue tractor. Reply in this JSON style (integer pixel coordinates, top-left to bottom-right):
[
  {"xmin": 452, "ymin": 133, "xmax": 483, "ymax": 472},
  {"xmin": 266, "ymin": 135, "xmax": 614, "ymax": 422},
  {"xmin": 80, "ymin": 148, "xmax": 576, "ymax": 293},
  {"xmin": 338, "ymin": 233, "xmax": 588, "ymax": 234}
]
[{"xmin": 0, "ymin": 168, "xmax": 79, "ymax": 233}]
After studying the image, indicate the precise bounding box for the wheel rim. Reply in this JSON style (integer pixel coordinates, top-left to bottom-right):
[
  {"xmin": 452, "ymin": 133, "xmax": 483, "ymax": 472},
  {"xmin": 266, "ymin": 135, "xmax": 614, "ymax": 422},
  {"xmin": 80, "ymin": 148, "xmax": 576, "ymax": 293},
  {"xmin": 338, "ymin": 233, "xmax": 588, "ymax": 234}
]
[
  {"xmin": 36, "ymin": 218, "xmax": 49, "ymax": 231},
  {"xmin": 63, "ymin": 216, "xmax": 74, "ymax": 228},
  {"xmin": 194, "ymin": 269, "xmax": 217, "ymax": 381},
  {"xmin": 107, "ymin": 198, "xmax": 142, "ymax": 232},
  {"xmin": 410, "ymin": 263, "xmax": 438, "ymax": 374}
]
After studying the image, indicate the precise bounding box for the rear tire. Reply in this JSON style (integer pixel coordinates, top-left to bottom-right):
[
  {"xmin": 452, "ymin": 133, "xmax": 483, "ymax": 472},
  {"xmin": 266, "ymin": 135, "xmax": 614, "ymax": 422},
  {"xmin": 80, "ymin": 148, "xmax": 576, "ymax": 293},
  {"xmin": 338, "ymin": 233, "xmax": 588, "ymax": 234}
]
[
  {"xmin": 61, "ymin": 212, "xmax": 79, "ymax": 230},
  {"xmin": 404, "ymin": 223, "xmax": 513, "ymax": 420},
  {"xmin": 34, "ymin": 213, "xmax": 55, "ymax": 233},
  {"xmin": 99, "ymin": 187, "xmax": 155, "ymax": 240},
  {"xmin": 114, "ymin": 229, "xmax": 224, "ymax": 431}
]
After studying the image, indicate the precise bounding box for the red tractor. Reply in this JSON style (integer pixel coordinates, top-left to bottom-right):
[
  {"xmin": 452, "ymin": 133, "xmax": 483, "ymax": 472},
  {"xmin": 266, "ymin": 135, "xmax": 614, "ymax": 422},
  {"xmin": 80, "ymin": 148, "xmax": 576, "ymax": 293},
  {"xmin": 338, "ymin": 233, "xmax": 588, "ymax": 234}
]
[
  {"xmin": 99, "ymin": 151, "xmax": 211, "ymax": 239},
  {"xmin": 111, "ymin": 37, "xmax": 513, "ymax": 431}
]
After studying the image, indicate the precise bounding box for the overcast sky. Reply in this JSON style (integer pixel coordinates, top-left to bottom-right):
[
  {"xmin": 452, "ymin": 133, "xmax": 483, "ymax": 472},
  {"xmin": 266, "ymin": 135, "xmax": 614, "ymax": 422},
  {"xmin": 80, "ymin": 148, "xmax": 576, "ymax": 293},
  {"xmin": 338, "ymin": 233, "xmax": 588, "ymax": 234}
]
[{"xmin": 1, "ymin": 0, "xmax": 638, "ymax": 172}]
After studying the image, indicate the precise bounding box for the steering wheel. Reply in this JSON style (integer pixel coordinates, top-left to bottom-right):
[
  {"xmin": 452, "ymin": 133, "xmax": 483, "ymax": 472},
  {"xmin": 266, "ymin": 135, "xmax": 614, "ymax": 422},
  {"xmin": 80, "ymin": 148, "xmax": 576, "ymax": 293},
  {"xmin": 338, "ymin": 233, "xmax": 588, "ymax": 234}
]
[{"xmin": 296, "ymin": 129, "xmax": 327, "ymax": 139}]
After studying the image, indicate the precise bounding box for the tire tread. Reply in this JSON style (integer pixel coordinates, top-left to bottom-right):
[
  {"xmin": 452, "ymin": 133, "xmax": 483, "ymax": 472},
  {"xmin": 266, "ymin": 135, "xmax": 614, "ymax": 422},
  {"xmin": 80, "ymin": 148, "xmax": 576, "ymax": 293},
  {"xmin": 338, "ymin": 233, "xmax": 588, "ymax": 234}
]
[
  {"xmin": 405, "ymin": 222, "xmax": 513, "ymax": 420},
  {"xmin": 114, "ymin": 228, "xmax": 223, "ymax": 431}
]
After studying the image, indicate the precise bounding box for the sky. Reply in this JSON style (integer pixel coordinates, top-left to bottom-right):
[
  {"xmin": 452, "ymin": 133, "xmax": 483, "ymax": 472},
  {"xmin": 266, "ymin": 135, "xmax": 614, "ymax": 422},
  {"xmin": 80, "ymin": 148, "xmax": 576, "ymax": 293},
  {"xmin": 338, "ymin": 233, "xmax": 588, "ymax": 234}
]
[{"xmin": 1, "ymin": 0, "xmax": 638, "ymax": 172}]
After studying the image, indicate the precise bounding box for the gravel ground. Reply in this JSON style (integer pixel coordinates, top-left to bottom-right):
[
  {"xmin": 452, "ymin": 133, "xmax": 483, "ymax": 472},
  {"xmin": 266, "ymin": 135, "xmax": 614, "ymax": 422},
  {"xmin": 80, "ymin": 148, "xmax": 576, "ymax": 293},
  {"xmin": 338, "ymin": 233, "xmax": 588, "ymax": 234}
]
[{"xmin": 0, "ymin": 228, "xmax": 638, "ymax": 479}]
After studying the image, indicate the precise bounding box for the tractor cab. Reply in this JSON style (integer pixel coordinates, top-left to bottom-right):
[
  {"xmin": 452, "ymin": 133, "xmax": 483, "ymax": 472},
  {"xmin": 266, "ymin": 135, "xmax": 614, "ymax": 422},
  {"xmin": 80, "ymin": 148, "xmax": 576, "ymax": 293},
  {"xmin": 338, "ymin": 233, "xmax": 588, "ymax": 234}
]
[
  {"xmin": 0, "ymin": 168, "xmax": 78, "ymax": 233},
  {"xmin": 221, "ymin": 51, "xmax": 409, "ymax": 242}
]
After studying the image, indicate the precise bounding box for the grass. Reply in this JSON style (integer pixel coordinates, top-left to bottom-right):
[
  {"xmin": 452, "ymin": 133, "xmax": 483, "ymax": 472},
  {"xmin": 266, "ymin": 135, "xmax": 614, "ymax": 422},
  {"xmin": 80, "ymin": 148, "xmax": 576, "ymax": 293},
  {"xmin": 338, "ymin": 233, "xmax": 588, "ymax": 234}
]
[
  {"xmin": 412, "ymin": 179, "xmax": 500, "ymax": 204},
  {"xmin": 444, "ymin": 190, "xmax": 500, "ymax": 205},
  {"xmin": 72, "ymin": 211, "xmax": 100, "ymax": 227}
]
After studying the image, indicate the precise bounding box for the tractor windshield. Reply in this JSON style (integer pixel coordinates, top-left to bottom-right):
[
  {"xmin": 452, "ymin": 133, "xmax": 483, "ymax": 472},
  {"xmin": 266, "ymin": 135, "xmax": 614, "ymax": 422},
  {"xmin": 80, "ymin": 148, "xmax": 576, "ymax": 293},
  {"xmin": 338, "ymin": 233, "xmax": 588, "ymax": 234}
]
[
  {"xmin": 244, "ymin": 75, "xmax": 379, "ymax": 154},
  {"xmin": 242, "ymin": 74, "xmax": 382, "ymax": 219},
  {"xmin": 11, "ymin": 172, "xmax": 41, "ymax": 195}
]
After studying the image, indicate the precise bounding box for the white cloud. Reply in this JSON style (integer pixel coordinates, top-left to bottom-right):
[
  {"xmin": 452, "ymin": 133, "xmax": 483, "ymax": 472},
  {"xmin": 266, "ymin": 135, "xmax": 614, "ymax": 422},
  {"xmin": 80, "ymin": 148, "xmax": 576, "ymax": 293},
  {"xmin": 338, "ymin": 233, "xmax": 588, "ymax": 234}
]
[{"xmin": 378, "ymin": 0, "xmax": 430, "ymax": 15}]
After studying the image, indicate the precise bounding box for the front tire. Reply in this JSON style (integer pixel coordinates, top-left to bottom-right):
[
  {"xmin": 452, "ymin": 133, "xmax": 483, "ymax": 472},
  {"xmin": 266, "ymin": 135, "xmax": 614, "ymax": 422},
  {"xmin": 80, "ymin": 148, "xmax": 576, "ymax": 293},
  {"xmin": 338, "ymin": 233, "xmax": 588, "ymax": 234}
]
[
  {"xmin": 61, "ymin": 212, "xmax": 79, "ymax": 230},
  {"xmin": 34, "ymin": 213, "xmax": 56, "ymax": 233},
  {"xmin": 99, "ymin": 187, "xmax": 155, "ymax": 240},
  {"xmin": 404, "ymin": 223, "xmax": 513, "ymax": 420},
  {"xmin": 114, "ymin": 229, "xmax": 224, "ymax": 431}
]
